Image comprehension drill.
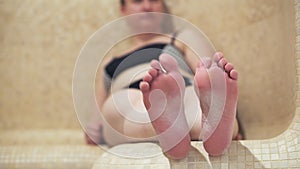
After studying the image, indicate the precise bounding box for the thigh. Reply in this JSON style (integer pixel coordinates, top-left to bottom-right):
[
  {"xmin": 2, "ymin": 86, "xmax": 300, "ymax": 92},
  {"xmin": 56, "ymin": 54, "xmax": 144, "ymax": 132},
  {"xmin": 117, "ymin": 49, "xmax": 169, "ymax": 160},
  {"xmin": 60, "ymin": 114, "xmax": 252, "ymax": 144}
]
[
  {"xmin": 105, "ymin": 89, "xmax": 150, "ymax": 122},
  {"xmin": 101, "ymin": 89, "xmax": 156, "ymax": 145}
]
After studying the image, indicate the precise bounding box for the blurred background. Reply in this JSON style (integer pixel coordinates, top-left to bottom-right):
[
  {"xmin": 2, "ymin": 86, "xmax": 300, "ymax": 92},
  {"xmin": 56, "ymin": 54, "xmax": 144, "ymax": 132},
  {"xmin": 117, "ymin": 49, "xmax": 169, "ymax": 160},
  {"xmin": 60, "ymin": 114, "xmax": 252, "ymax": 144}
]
[{"xmin": 0, "ymin": 0, "xmax": 296, "ymax": 143}]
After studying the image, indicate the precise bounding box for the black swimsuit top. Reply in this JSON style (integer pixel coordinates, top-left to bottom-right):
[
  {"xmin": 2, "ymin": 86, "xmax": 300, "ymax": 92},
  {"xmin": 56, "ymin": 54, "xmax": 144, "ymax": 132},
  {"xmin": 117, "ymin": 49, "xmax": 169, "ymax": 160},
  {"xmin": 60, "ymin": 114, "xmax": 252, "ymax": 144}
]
[
  {"xmin": 105, "ymin": 43, "xmax": 169, "ymax": 89},
  {"xmin": 103, "ymin": 35, "xmax": 193, "ymax": 92}
]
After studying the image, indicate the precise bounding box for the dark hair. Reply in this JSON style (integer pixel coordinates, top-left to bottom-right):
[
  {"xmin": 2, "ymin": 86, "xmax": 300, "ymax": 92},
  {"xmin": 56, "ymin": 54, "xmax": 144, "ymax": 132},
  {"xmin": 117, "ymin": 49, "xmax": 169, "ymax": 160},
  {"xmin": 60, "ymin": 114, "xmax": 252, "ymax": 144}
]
[{"xmin": 120, "ymin": 0, "xmax": 125, "ymax": 6}]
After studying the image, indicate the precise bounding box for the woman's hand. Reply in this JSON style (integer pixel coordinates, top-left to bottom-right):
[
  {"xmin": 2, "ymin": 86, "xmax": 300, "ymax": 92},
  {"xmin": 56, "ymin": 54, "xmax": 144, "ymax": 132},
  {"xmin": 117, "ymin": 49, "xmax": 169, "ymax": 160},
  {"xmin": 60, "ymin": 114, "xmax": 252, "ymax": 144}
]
[{"xmin": 84, "ymin": 122, "xmax": 105, "ymax": 145}]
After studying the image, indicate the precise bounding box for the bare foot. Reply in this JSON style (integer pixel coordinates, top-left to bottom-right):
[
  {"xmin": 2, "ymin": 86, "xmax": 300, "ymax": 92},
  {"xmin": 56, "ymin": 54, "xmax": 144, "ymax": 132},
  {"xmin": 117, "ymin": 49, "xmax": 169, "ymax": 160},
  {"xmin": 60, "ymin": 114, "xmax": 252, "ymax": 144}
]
[
  {"xmin": 140, "ymin": 53, "xmax": 190, "ymax": 160},
  {"xmin": 194, "ymin": 52, "xmax": 238, "ymax": 156}
]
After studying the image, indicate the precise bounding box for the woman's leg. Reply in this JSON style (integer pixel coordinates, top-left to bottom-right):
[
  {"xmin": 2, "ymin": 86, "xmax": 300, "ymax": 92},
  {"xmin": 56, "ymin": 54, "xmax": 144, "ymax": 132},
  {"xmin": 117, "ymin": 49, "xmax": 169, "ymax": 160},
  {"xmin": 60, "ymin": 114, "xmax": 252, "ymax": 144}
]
[
  {"xmin": 101, "ymin": 85, "xmax": 219, "ymax": 145},
  {"xmin": 101, "ymin": 52, "xmax": 240, "ymax": 158},
  {"xmin": 101, "ymin": 89, "xmax": 158, "ymax": 146},
  {"xmin": 101, "ymin": 86, "xmax": 205, "ymax": 146},
  {"xmin": 194, "ymin": 52, "xmax": 239, "ymax": 156}
]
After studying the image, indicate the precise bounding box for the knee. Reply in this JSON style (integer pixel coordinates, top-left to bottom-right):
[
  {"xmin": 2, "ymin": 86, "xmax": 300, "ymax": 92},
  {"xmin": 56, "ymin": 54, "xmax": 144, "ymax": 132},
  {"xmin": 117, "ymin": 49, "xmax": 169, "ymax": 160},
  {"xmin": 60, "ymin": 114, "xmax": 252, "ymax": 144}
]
[{"xmin": 101, "ymin": 99, "xmax": 121, "ymax": 123}]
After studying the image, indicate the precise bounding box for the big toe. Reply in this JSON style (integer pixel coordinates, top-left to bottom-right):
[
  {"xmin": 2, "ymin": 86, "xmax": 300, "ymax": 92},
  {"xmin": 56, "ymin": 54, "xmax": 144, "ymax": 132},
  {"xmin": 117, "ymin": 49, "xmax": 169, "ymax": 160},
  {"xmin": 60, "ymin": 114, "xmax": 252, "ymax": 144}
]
[
  {"xmin": 159, "ymin": 53, "xmax": 179, "ymax": 72},
  {"xmin": 213, "ymin": 52, "xmax": 224, "ymax": 63},
  {"xmin": 197, "ymin": 57, "xmax": 212, "ymax": 69}
]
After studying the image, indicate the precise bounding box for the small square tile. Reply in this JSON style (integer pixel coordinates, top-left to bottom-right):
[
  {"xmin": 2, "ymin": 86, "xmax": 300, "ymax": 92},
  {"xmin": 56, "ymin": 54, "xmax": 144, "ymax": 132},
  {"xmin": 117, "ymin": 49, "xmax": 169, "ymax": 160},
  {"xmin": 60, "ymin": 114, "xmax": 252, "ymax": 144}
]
[
  {"xmin": 237, "ymin": 162, "xmax": 245, "ymax": 169},
  {"xmin": 254, "ymin": 161, "xmax": 264, "ymax": 169},
  {"xmin": 221, "ymin": 163, "xmax": 228, "ymax": 169},
  {"xmin": 271, "ymin": 154, "xmax": 279, "ymax": 160},
  {"xmin": 262, "ymin": 154, "xmax": 270, "ymax": 161}
]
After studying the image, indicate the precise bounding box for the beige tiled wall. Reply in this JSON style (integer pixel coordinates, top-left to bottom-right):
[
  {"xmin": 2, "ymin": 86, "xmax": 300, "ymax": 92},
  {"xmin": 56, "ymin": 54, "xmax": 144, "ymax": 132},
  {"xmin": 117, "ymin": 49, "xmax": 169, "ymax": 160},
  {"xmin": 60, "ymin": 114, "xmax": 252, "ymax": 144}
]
[
  {"xmin": 0, "ymin": 0, "xmax": 296, "ymax": 140},
  {"xmin": 0, "ymin": 0, "xmax": 299, "ymax": 168}
]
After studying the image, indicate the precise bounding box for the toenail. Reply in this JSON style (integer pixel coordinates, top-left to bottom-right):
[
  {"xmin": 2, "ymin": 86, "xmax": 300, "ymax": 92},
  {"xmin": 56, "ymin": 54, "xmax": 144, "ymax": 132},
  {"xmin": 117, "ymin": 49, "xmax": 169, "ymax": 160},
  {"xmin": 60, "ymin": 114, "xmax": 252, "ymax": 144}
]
[{"xmin": 159, "ymin": 63, "xmax": 167, "ymax": 74}]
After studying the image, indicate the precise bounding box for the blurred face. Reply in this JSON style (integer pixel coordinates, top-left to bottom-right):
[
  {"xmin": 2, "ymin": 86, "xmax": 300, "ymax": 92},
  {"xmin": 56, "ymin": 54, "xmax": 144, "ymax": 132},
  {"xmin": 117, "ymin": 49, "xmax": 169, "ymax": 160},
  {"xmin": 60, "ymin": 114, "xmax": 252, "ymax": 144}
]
[
  {"xmin": 121, "ymin": 0, "xmax": 165, "ymax": 15},
  {"xmin": 121, "ymin": 0, "xmax": 166, "ymax": 33}
]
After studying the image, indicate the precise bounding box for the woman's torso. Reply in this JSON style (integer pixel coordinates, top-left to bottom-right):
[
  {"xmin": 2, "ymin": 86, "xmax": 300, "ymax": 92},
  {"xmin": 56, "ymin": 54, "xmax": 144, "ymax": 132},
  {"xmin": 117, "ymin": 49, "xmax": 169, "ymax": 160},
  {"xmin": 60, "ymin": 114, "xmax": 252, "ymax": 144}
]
[{"xmin": 103, "ymin": 34, "xmax": 194, "ymax": 93}]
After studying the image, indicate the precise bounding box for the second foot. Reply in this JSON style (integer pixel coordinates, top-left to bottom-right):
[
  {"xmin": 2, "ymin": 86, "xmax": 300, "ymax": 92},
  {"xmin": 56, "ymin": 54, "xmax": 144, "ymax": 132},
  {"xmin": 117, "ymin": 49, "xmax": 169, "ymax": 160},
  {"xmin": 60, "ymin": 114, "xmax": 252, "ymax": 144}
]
[
  {"xmin": 194, "ymin": 52, "xmax": 238, "ymax": 156},
  {"xmin": 140, "ymin": 53, "xmax": 191, "ymax": 159}
]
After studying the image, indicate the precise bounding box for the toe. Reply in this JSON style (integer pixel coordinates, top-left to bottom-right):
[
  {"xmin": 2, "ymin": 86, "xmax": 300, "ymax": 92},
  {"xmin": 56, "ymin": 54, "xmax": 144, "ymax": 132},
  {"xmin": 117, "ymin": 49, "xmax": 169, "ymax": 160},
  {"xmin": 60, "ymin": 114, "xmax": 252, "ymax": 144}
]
[
  {"xmin": 224, "ymin": 63, "xmax": 234, "ymax": 73},
  {"xmin": 159, "ymin": 53, "xmax": 179, "ymax": 72},
  {"xmin": 139, "ymin": 81, "xmax": 150, "ymax": 92},
  {"xmin": 150, "ymin": 60, "xmax": 162, "ymax": 71},
  {"xmin": 198, "ymin": 57, "xmax": 212, "ymax": 68},
  {"xmin": 213, "ymin": 52, "xmax": 224, "ymax": 63},
  {"xmin": 229, "ymin": 69, "xmax": 238, "ymax": 80},
  {"xmin": 148, "ymin": 68, "xmax": 158, "ymax": 78},
  {"xmin": 143, "ymin": 73, "xmax": 153, "ymax": 83},
  {"xmin": 196, "ymin": 60, "xmax": 205, "ymax": 68},
  {"xmin": 218, "ymin": 58, "xmax": 227, "ymax": 69}
]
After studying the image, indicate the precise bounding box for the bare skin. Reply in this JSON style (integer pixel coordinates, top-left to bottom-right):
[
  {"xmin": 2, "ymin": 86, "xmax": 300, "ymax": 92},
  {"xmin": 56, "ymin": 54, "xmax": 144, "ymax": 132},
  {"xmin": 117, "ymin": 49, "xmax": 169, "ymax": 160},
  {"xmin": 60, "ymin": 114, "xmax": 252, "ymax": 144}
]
[
  {"xmin": 140, "ymin": 53, "xmax": 191, "ymax": 159},
  {"xmin": 140, "ymin": 52, "xmax": 238, "ymax": 158},
  {"xmin": 85, "ymin": 0, "xmax": 241, "ymax": 159},
  {"xmin": 194, "ymin": 52, "xmax": 238, "ymax": 156}
]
